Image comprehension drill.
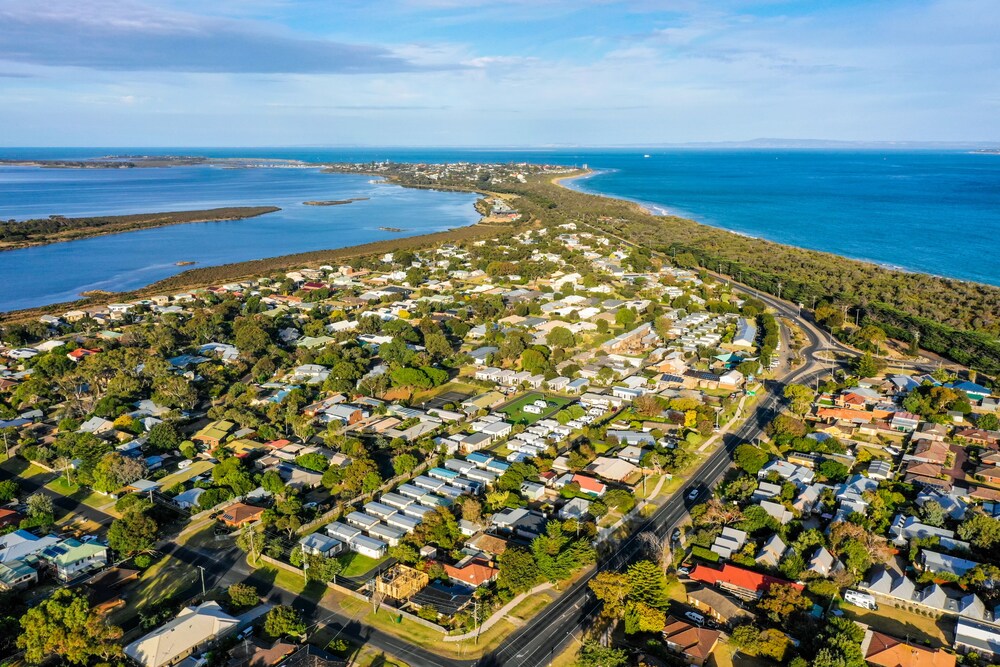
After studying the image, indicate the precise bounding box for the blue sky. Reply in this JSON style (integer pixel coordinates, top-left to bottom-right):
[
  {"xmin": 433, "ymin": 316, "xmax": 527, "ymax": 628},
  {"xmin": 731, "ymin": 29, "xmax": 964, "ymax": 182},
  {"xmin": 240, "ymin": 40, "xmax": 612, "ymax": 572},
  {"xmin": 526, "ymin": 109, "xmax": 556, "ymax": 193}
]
[{"xmin": 0, "ymin": 0, "xmax": 996, "ymax": 146}]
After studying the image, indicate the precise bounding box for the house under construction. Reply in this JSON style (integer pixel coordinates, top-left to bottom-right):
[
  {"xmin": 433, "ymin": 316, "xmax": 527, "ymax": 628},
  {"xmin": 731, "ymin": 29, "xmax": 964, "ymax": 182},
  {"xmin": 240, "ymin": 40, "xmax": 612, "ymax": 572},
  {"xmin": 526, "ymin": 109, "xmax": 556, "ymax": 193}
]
[{"xmin": 375, "ymin": 564, "xmax": 429, "ymax": 601}]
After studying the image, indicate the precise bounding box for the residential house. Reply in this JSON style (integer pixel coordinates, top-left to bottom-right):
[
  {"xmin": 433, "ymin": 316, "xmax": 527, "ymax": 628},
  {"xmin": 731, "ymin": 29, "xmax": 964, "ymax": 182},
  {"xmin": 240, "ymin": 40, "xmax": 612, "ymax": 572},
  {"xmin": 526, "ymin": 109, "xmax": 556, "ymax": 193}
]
[
  {"xmin": 862, "ymin": 629, "xmax": 956, "ymax": 667},
  {"xmin": 689, "ymin": 563, "xmax": 803, "ymax": 601},
  {"xmin": 0, "ymin": 560, "xmax": 38, "ymax": 590},
  {"xmin": 954, "ymin": 618, "xmax": 1000, "ymax": 661},
  {"xmin": 661, "ymin": 616, "xmax": 721, "ymax": 667},
  {"xmin": 220, "ymin": 503, "xmax": 265, "ymax": 528},
  {"xmin": 124, "ymin": 601, "xmax": 240, "ymax": 667},
  {"xmin": 442, "ymin": 559, "xmax": 499, "ymax": 588},
  {"xmin": 686, "ymin": 586, "xmax": 747, "ymax": 624},
  {"xmin": 192, "ymin": 420, "xmax": 234, "ymax": 449},
  {"xmin": 759, "ymin": 500, "xmax": 794, "ymax": 525},
  {"xmin": 756, "ymin": 534, "xmax": 788, "ymax": 568},
  {"xmin": 44, "ymin": 538, "xmax": 109, "ymax": 581}
]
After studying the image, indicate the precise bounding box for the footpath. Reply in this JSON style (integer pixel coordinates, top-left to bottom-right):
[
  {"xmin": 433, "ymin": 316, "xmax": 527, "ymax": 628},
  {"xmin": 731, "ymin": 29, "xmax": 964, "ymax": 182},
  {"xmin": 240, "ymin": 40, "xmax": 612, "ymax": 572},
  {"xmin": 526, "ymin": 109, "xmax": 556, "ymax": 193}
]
[{"xmin": 443, "ymin": 582, "xmax": 554, "ymax": 642}]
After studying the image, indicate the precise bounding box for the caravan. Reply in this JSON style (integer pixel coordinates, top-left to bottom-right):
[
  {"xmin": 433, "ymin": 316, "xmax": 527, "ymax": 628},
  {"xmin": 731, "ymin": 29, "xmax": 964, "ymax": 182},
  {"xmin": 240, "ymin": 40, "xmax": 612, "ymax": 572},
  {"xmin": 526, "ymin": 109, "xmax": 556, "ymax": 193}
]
[{"xmin": 844, "ymin": 589, "xmax": 878, "ymax": 611}]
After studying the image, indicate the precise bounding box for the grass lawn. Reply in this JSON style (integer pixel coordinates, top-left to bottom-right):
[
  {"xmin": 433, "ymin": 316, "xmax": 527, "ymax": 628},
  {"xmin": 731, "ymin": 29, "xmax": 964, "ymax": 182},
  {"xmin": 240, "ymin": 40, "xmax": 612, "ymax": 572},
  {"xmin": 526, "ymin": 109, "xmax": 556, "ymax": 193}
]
[
  {"xmin": 337, "ymin": 552, "xmax": 386, "ymax": 577},
  {"xmin": 44, "ymin": 476, "xmax": 111, "ymax": 510},
  {"xmin": 337, "ymin": 596, "xmax": 517, "ymax": 658},
  {"xmin": 549, "ymin": 639, "xmax": 583, "ymax": 667},
  {"xmin": 115, "ymin": 554, "xmax": 201, "ymax": 623},
  {"xmin": 249, "ymin": 557, "xmax": 328, "ymax": 601},
  {"xmin": 507, "ymin": 592, "xmax": 553, "ymax": 621},
  {"xmin": 412, "ymin": 380, "xmax": 479, "ymax": 405},
  {"xmin": 708, "ymin": 640, "xmax": 776, "ymax": 667},
  {"xmin": 840, "ymin": 604, "xmax": 953, "ymax": 648},
  {"xmin": 634, "ymin": 474, "xmax": 662, "ymax": 500},
  {"xmin": 0, "ymin": 457, "xmax": 49, "ymax": 480},
  {"xmin": 156, "ymin": 460, "xmax": 213, "ymax": 490},
  {"xmin": 501, "ymin": 392, "xmax": 571, "ymax": 425},
  {"xmin": 664, "ymin": 574, "xmax": 687, "ymax": 603}
]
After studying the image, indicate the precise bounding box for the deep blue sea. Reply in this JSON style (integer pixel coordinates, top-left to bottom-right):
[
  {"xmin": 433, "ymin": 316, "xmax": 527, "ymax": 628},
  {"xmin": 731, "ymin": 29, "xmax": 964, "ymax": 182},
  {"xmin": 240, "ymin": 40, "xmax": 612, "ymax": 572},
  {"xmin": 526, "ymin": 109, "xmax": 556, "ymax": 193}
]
[{"xmin": 1, "ymin": 147, "xmax": 998, "ymax": 312}]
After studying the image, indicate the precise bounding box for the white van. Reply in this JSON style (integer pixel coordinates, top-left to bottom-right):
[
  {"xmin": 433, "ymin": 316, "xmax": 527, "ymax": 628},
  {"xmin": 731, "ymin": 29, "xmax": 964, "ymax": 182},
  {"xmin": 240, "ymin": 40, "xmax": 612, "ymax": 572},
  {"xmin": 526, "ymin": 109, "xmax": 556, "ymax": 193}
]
[
  {"xmin": 844, "ymin": 589, "xmax": 878, "ymax": 611},
  {"xmin": 684, "ymin": 611, "xmax": 705, "ymax": 625}
]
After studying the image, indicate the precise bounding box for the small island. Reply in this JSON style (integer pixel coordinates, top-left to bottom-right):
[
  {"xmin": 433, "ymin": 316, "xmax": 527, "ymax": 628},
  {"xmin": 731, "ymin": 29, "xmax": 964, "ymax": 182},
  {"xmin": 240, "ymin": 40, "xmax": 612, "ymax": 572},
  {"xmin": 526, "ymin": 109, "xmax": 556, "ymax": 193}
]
[
  {"xmin": 302, "ymin": 197, "xmax": 370, "ymax": 206},
  {"xmin": 378, "ymin": 226, "xmax": 406, "ymax": 232},
  {"xmin": 0, "ymin": 206, "xmax": 281, "ymax": 250}
]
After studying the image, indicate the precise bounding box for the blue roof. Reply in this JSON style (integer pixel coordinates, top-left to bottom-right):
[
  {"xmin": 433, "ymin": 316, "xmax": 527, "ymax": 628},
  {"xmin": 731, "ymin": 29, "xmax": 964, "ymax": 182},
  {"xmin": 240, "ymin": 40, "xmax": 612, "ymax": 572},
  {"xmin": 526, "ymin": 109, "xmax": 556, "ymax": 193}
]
[{"xmin": 951, "ymin": 381, "xmax": 992, "ymax": 396}]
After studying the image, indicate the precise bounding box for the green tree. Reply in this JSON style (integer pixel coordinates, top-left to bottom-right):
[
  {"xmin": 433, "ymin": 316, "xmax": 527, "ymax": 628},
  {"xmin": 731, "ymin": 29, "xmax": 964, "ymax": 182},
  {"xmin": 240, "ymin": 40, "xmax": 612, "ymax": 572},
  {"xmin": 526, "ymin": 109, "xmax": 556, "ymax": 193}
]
[
  {"xmin": 979, "ymin": 413, "xmax": 1000, "ymax": 431},
  {"xmin": 0, "ymin": 479, "xmax": 19, "ymax": 503},
  {"xmin": 589, "ymin": 571, "xmax": 630, "ymax": 618},
  {"xmin": 626, "ymin": 560, "xmax": 669, "ymax": 610},
  {"xmin": 817, "ymin": 459, "xmax": 849, "ymax": 482},
  {"xmin": 759, "ymin": 583, "xmax": 812, "ymax": 627},
  {"xmin": 957, "ymin": 512, "xmax": 1000, "ymax": 550},
  {"xmin": 734, "ymin": 444, "xmax": 769, "ymax": 475},
  {"xmin": 261, "ymin": 469, "xmax": 286, "ymax": 497},
  {"xmin": 23, "ymin": 492, "xmax": 54, "ymax": 530},
  {"xmin": 852, "ymin": 352, "xmax": 885, "ymax": 378},
  {"xmin": 262, "ymin": 605, "xmax": 305, "ymax": 639},
  {"xmin": 92, "ymin": 452, "xmax": 146, "ymax": 493},
  {"xmin": 497, "ymin": 547, "xmax": 541, "ymax": 593},
  {"xmin": 108, "ymin": 509, "xmax": 159, "ymax": 556},
  {"xmin": 18, "ymin": 588, "xmax": 123, "ymax": 665},
  {"xmin": 295, "ymin": 452, "xmax": 329, "ymax": 472},
  {"xmin": 546, "ymin": 326, "xmax": 576, "ymax": 349},
  {"xmin": 920, "ymin": 500, "xmax": 947, "ymax": 527},
  {"xmin": 783, "ymin": 384, "xmax": 815, "ymax": 415},
  {"xmin": 303, "ymin": 553, "xmax": 343, "ymax": 583},
  {"xmin": 575, "ymin": 641, "xmax": 628, "ymax": 667},
  {"xmin": 615, "ymin": 308, "xmax": 636, "ymax": 327},
  {"xmin": 393, "ymin": 453, "xmax": 419, "ymax": 476},
  {"xmin": 227, "ymin": 582, "xmax": 260, "ymax": 611},
  {"xmin": 623, "ymin": 601, "xmax": 665, "ymax": 635},
  {"xmin": 212, "ymin": 457, "xmax": 254, "ymax": 496},
  {"xmin": 147, "ymin": 422, "xmax": 181, "ymax": 452}
]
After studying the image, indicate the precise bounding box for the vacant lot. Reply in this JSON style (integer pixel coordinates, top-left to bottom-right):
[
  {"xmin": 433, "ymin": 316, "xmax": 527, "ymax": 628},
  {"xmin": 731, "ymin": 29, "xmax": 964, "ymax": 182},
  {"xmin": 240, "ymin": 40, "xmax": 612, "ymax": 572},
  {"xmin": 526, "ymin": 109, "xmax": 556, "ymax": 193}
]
[{"xmin": 501, "ymin": 393, "xmax": 572, "ymax": 425}]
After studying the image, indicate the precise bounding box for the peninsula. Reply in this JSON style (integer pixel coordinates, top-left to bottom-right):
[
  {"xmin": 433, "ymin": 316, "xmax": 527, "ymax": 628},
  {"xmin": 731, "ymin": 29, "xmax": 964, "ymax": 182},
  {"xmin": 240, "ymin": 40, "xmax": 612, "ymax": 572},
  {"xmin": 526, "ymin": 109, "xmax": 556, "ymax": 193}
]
[
  {"xmin": 0, "ymin": 206, "xmax": 281, "ymax": 250},
  {"xmin": 302, "ymin": 197, "xmax": 369, "ymax": 206}
]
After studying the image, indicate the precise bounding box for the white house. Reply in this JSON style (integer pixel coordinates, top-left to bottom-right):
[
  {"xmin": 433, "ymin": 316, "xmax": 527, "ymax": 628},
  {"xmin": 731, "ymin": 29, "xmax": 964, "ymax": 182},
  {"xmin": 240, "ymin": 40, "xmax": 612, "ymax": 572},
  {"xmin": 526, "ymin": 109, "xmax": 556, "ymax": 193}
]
[{"xmin": 124, "ymin": 602, "xmax": 240, "ymax": 667}]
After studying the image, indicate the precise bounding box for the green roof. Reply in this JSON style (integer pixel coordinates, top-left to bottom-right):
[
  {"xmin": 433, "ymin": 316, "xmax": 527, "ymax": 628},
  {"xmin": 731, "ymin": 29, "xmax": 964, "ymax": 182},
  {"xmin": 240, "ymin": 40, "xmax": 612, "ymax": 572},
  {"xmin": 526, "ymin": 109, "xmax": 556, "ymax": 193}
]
[
  {"xmin": 195, "ymin": 420, "xmax": 234, "ymax": 441},
  {"xmin": 53, "ymin": 541, "xmax": 106, "ymax": 567},
  {"xmin": 0, "ymin": 560, "xmax": 36, "ymax": 585}
]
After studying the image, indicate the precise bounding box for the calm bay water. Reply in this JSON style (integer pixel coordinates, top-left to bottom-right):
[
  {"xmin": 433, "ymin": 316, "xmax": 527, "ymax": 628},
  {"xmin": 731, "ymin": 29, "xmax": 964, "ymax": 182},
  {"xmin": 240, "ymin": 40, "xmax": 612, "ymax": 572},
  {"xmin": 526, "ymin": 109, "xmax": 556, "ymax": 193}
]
[
  {"xmin": 1, "ymin": 147, "xmax": 998, "ymax": 312},
  {"xmin": 0, "ymin": 165, "xmax": 479, "ymax": 311}
]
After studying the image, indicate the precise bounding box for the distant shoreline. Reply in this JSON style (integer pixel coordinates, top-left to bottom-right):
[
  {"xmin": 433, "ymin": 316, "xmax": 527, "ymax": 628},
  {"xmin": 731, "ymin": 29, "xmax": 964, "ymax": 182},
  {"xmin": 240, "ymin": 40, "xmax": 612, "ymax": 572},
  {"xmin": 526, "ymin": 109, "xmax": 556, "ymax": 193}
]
[{"xmin": 0, "ymin": 206, "xmax": 281, "ymax": 251}]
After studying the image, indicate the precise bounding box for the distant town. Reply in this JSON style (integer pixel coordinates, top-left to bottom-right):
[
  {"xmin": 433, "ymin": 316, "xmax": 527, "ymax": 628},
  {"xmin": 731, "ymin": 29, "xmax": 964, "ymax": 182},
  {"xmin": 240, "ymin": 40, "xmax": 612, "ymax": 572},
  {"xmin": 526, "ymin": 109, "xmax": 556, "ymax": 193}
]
[{"xmin": 1, "ymin": 171, "xmax": 1000, "ymax": 667}]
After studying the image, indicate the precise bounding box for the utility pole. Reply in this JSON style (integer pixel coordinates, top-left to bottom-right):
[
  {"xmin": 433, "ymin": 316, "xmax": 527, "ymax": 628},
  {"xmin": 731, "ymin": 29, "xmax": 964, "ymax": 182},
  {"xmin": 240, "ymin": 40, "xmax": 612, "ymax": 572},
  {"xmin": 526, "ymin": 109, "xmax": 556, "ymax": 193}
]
[
  {"xmin": 475, "ymin": 598, "xmax": 481, "ymax": 645},
  {"xmin": 197, "ymin": 565, "xmax": 206, "ymax": 596}
]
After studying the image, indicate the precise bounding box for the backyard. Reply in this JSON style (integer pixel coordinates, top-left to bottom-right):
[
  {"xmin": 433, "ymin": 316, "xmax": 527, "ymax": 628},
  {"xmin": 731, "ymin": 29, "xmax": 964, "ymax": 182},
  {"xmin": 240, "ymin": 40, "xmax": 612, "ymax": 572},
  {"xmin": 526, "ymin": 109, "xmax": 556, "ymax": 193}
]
[{"xmin": 501, "ymin": 393, "xmax": 572, "ymax": 425}]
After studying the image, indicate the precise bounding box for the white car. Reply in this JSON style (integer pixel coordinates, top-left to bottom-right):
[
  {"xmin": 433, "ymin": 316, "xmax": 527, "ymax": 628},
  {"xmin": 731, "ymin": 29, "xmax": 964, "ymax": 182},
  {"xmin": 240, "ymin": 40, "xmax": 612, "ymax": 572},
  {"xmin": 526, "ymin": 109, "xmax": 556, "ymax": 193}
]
[{"xmin": 686, "ymin": 489, "xmax": 700, "ymax": 501}]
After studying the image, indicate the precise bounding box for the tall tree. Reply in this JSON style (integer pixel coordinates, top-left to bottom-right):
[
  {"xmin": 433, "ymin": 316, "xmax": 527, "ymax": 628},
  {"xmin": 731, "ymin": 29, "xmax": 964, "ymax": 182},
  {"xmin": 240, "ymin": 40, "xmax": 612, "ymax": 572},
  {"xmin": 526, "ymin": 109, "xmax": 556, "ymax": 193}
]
[{"xmin": 18, "ymin": 589, "xmax": 123, "ymax": 665}]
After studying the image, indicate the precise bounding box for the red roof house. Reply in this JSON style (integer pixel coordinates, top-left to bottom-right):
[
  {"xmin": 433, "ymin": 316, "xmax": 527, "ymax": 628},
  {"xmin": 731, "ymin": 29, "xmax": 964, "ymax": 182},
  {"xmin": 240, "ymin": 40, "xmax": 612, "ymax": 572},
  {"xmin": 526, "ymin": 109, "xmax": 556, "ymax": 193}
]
[
  {"xmin": 67, "ymin": 348, "xmax": 100, "ymax": 362},
  {"xmin": 442, "ymin": 559, "xmax": 499, "ymax": 587},
  {"xmin": 689, "ymin": 563, "xmax": 803, "ymax": 601},
  {"xmin": 571, "ymin": 474, "xmax": 607, "ymax": 497}
]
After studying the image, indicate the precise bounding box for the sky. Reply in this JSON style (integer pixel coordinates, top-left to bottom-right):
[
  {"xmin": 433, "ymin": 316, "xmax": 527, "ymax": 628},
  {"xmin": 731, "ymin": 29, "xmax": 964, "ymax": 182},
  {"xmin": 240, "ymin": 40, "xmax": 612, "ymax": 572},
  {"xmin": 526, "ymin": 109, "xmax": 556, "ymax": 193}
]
[{"xmin": 0, "ymin": 0, "xmax": 997, "ymax": 146}]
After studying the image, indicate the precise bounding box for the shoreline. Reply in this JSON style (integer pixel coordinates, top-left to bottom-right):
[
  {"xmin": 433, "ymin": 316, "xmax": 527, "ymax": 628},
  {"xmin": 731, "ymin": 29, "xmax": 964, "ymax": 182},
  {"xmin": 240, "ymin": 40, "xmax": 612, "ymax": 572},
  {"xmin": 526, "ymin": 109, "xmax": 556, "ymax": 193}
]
[
  {"xmin": 550, "ymin": 168, "xmax": 981, "ymax": 285},
  {"xmin": 0, "ymin": 206, "xmax": 282, "ymax": 252},
  {"xmin": 0, "ymin": 215, "xmax": 506, "ymax": 323}
]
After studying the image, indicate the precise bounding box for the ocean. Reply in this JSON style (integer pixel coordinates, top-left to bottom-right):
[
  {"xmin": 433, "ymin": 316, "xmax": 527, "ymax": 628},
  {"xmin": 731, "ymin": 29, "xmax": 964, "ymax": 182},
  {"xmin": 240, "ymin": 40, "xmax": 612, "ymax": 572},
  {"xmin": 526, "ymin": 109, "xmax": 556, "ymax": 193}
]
[{"xmin": 1, "ymin": 147, "xmax": 998, "ymax": 312}]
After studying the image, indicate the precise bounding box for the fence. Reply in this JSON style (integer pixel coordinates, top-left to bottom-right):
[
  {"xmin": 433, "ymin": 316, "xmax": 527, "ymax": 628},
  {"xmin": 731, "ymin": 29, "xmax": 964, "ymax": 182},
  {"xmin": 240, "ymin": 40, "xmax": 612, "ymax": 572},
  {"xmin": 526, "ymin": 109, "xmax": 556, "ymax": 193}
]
[{"xmin": 255, "ymin": 554, "xmax": 446, "ymax": 634}]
